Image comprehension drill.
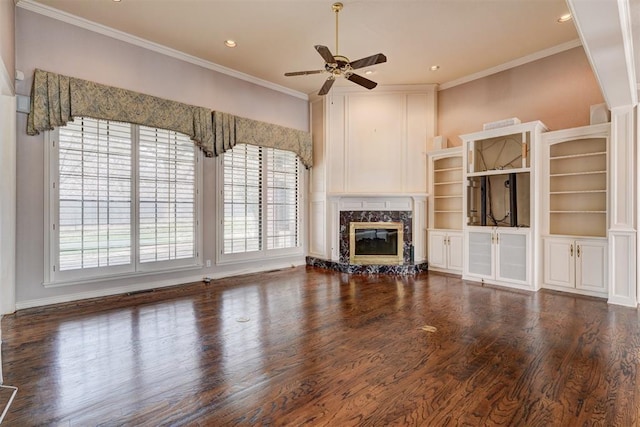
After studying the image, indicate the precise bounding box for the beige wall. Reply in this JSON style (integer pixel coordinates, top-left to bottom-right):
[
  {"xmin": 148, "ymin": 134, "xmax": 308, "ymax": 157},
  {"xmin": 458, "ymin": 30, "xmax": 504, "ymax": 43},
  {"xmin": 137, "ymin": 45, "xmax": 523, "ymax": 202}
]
[
  {"xmin": 438, "ymin": 47, "xmax": 604, "ymax": 146},
  {"xmin": 0, "ymin": 0, "xmax": 15, "ymax": 95},
  {"xmin": 14, "ymin": 9, "xmax": 309, "ymax": 306}
]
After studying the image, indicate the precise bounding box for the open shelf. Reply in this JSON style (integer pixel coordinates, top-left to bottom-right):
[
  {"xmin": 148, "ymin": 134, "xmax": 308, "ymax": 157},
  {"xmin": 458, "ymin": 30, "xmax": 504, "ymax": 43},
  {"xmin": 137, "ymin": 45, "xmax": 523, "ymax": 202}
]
[
  {"xmin": 430, "ymin": 149, "xmax": 463, "ymax": 231},
  {"xmin": 547, "ymin": 135, "xmax": 608, "ymax": 238}
]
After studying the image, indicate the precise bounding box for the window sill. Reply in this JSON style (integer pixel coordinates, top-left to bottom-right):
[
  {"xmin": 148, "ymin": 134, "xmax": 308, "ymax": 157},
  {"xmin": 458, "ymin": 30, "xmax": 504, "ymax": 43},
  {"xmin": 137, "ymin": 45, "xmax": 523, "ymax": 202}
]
[{"xmin": 43, "ymin": 263, "xmax": 204, "ymax": 288}]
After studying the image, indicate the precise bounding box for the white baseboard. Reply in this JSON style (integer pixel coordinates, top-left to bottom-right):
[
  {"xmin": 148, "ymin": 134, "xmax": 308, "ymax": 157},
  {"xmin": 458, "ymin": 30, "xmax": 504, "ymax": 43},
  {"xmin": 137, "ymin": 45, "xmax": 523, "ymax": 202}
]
[{"xmin": 15, "ymin": 259, "xmax": 306, "ymax": 310}]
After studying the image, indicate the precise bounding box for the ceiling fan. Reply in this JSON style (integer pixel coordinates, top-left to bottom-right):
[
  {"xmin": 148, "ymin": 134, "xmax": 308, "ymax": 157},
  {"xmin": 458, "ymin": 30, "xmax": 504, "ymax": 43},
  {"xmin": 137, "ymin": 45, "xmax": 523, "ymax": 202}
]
[{"xmin": 284, "ymin": 2, "xmax": 387, "ymax": 96}]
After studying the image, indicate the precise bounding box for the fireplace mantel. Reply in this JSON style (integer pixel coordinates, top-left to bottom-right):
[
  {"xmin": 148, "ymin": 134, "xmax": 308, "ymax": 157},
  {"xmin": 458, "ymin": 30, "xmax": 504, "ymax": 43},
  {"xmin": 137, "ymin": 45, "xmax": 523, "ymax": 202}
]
[
  {"xmin": 328, "ymin": 193, "xmax": 428, "ymax": 213},
  {"xmin": 323, "ymin": 194, "xmax": 429, "ymax": 265}
]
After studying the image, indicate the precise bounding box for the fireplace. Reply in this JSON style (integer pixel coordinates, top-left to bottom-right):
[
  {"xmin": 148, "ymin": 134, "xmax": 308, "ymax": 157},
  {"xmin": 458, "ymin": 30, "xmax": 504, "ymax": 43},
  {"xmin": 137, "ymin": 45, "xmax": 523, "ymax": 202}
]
[
  {"xmin": 349, "ymin": 222, "xmax": 404, "ymax": 265},
  {"xmin": 306, "ymin": 196, "xmax": 429, "ymax": 274}
]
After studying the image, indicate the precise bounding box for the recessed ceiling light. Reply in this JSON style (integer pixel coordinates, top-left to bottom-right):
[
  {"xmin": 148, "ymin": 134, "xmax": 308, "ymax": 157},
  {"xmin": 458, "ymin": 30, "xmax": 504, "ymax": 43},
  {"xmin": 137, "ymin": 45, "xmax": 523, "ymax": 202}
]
[
  {"xmin": 112, "ymin": 0, "xmax": 121, "ymax": 2},
  {"xmin": 224, "ymin": 40, "xmax": 237, "ymax": 48},
  {"xmin": 430, "ymin": 65, "xmax": 440, "ymax": 71},
  {"xmin": 365, "ymin": 70, "xmax": 374, "ymax": 75},
  {"xmin": 557, "ymin": 13, "xmax": 572, "ymax": 23}
]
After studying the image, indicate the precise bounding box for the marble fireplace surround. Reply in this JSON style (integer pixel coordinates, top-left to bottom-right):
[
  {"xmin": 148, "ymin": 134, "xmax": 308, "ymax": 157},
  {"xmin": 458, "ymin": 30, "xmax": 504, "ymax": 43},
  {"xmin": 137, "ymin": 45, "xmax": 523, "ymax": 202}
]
[
  {"xmin": 340, "ymin": 210, "xmax": 412, "ymax": 264},
  {"xmin": 306, "ymin": 194, "xmax": 429, "ymax": 274}
]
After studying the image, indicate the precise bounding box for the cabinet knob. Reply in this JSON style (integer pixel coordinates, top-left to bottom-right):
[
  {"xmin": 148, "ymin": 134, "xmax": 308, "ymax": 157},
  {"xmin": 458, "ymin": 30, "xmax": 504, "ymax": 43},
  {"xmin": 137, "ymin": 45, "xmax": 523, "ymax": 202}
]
[{"xmin": 577, "ymin": 245, "xmax": 581, "ymax": 258}]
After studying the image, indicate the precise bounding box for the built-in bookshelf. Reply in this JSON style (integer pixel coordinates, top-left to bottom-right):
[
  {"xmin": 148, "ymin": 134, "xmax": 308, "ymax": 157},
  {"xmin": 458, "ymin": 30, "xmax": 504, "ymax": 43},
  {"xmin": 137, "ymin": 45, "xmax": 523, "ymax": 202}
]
[
  {"xmin": 428, "ymin": 147, "xmax": 464, "ymax": 273},
  {"xmin": 431, "ymin": 151, "xmax": 463, "ymax": 230},
  {"xmin": 548, "ymin": 135, "xmax": 607, "ymax": 237}
]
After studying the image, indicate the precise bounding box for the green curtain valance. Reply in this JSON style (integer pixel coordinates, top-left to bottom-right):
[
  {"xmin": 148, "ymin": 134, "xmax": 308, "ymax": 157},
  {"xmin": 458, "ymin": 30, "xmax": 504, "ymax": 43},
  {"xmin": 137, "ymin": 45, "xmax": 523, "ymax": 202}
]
[
  {"xmin": 27, "ymin": 69, "xmax": 215, "ymax": 156},
  {"xmin": 213, "ymin": 112, "xmax": 312, "ymax": 167},
  {"xmin": 27, "ymin": 69, "xmax": 312, "ymax": 168}
]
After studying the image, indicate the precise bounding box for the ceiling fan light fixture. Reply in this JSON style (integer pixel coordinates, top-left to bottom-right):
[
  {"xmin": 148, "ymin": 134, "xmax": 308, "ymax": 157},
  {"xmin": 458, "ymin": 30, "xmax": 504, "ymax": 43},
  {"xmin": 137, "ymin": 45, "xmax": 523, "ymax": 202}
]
[
  {"xmin": 224, "ymin": 39, "xmax": 237, "ymax": 48},
  {"xmin": 284, "ymin": 2, "xmax": 387, "ymax": 95}
]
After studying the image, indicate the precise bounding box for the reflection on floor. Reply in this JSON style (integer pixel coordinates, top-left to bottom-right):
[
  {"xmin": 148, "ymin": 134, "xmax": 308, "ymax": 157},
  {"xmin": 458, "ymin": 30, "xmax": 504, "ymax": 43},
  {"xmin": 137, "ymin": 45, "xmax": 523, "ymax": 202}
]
[{"xmin": 2, "ymin": 267, "xmax": 639, "ymax": 425}]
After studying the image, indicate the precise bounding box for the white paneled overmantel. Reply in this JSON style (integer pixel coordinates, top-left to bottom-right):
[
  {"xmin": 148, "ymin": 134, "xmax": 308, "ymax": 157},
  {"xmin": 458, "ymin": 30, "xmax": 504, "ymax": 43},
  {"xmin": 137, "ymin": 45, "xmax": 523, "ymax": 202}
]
[
  {"xmin": 315, "ymin": 84, "xmax": 437, "ymax": 195},
  {"xmin": 308, "ymin": 85, "xmax": 436, "ymax": 264}
]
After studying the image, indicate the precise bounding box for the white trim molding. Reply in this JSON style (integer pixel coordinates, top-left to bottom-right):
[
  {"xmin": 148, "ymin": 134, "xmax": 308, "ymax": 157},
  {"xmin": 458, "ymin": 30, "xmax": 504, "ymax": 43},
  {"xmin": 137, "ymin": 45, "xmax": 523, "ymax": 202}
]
[
  {"xmin": 0, "ymin": 58, "xmax": 12, "ymax": 96},
  {"xmin": 16, "ymin": 258, "xmax": 306, "ymax": 310},
  {"xmin": 439, "ymin": 39, "xmax": 582, "ymax": 91},
  {"xmin": 0, "ymin": 95, "xmax": 16, "ymax": 314},
  {"xmin": 607, "ymin": 106, "xmax": 637, "ymax": 307},
  {"xmin": 608, "ymin": 230, "xmax": 637, "ymax": 307},
  {"xmin": 15, "ymin": 0, "xmax": 308, "ymax": 101},
  {"xmin": 567, "ymin": 0, "xmax": 637, "ymax": 108}
]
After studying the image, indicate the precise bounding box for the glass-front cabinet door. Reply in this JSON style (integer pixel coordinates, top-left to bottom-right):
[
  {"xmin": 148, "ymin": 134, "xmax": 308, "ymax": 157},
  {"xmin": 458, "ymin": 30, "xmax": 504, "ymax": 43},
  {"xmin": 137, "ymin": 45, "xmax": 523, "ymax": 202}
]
[
  {"xmin": 466, "ymin": 229, "xmax": 493, "ymax": 279},
  {"xmin": 496, "ymin": 231, "xmax": 528, "ymax": 284}
]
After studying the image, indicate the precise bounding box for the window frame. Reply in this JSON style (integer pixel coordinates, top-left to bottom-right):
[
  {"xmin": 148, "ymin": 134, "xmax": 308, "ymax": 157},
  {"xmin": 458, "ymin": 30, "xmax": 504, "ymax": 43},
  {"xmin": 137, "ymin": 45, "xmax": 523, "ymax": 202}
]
[
  {"xmin": 44, "ymin": 119, "xmax": 203, "ymax": 287},
  {"xmin": 216, "ymin": 144, "xmax": 304, "ymax": 265}
]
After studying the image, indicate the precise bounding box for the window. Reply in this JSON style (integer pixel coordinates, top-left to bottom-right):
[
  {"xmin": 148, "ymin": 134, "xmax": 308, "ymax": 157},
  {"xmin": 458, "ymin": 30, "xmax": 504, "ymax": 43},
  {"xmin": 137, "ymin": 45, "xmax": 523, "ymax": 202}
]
[
  {"xmin": 47, "ymin": 117, "xmax": 201, "ymax": 284},
  {"xmin": 221, "ymin": 144, "xmax": 301, "ymax": 260}
]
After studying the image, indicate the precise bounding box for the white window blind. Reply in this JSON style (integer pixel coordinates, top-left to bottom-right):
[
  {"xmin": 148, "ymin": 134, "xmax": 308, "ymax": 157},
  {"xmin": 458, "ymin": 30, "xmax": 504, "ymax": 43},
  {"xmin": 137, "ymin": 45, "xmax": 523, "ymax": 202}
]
[
  {"xmin": 222, "ymin": 144, "xmax": 300, "ymax": 257},
  {"xmin": 138, "ymin": 127, "xmax": 196, "ymax": 263},
  {"xmin": 50, "ymin": 117, "xmax": 200, "ymax": 284},
  {"xmin": 58, "ymin": 118, "xmax": 132, "ymax": 271},
  {"xmin": 223, "ymin": 144, "xmax": 262, "ymax": 254},
  {"xmin": 266, "ymin": 148, "xmax": 299, "ymax": 250}
]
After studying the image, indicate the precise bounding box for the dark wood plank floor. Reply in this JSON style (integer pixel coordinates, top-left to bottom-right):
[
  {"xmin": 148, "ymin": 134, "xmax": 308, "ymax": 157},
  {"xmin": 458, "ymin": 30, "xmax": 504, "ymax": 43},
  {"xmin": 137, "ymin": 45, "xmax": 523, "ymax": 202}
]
[{"xmin": 2, "ymin": 267, "xmax": 640, "ymax": 426}]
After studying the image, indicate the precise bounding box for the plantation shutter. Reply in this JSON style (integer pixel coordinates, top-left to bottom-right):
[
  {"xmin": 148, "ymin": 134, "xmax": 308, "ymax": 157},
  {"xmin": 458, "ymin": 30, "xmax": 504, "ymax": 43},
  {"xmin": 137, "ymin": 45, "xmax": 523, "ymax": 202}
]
[
  {"xmin": 138, "ymin": 127, "xmax": 196, "ymax": 263},
  {"xmin": 58, "ymin": 118, "xmax": 132, "ymax": 271},
  {"xmin": 223, "ymin": 144, "xmax": 262, "ymax": 254},
  {"xmin": 265, "ymin": 148, "xmax": 299, "ymax": 249}
]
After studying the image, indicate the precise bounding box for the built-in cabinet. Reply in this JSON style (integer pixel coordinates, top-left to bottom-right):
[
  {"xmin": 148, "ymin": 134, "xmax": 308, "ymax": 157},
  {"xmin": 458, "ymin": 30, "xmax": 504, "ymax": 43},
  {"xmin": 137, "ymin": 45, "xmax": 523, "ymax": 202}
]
[
  {"xmin": 466, "ymin": 228, "xmax": 530, "ymax": 287},
  {"xmin": 428, "ymin": 230, "xmax": 463, "ymax": 272},
  {"xmin": 460, "ymin": 121, "xmax": 547, "ymax": 290},
  {"xmin": 540, "ymin": 124, "xmax": 610, "ymax": 297},
  {"xmin": 543, "ymin": 238, "xmax": 607, "ymax": 295},
  {"xmin": 428, "ymin": 147, "xmax": 463, "ymax": 273}
]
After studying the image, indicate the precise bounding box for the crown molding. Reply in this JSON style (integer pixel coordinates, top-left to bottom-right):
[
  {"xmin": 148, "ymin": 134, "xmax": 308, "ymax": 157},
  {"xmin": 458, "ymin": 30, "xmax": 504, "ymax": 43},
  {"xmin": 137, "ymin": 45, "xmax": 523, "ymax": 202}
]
[
  {"xmin": 439, "ymin": 39, "xmax": 583, "ymax": 91},
  {"xmin": 15, "ymin": 0, "xmax": 309, "ymax": 101},
  {"xmin": 0, "ymin": 57, "xmax": 13, "ymax": 96}
]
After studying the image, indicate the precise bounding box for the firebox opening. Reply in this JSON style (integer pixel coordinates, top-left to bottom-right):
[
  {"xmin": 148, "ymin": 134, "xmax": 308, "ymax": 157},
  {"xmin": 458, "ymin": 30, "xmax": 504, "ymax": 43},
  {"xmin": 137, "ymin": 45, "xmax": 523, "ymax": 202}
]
[{"xmin": 349, "ymin": 222, "xmax": 404, "ymax": 265}]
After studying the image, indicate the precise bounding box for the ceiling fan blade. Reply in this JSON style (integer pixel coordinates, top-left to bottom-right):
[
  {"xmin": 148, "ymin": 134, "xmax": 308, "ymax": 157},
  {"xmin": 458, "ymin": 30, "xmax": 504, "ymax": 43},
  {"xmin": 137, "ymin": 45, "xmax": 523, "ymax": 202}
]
[
  {"xmin": 346, "ymin": 73, "xmax": 377, "ymax": 90},
  {"xmin": 284, "ymin": 70, "xmax": 324, "ymax": 77},
  {"xmin": 318, "ymin": 77, "xmax": 336, "ymax": 96},
  {"xmin": 349, "ymin": 53, "xmax": 387, "ymax": 70},
  {"xmin": 315, "ymin": 45, "xmax": 336, "ymax": 64}
]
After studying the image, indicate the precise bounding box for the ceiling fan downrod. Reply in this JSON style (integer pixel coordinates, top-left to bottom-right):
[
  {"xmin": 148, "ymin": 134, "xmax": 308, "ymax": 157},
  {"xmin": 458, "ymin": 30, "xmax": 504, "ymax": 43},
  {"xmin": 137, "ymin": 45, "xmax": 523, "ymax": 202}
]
[{"xmin": 333, "ymin": 2, "xmax": 343, "ymax": 56}]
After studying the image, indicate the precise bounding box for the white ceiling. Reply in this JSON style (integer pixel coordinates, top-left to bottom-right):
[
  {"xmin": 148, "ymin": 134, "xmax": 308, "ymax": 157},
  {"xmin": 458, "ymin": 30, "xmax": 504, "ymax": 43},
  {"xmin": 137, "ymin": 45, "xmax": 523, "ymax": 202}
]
[{"xmin": 27, "ymin": 0, "xmax": 580, "ymax": 97}]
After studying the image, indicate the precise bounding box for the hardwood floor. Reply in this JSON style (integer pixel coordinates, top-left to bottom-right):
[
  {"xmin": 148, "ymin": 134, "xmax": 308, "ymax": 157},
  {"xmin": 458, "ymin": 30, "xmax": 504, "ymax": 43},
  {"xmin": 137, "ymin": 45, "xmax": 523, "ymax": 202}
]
[{"xmin": 2, "ymin": 267, "xmax": 640, "ymax": 426}]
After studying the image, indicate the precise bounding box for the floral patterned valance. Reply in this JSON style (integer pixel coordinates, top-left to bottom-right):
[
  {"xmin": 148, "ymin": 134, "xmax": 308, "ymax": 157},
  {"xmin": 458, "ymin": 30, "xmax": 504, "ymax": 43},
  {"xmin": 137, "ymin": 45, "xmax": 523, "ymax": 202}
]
[
  {"xmin": 27, "ymin": 69, "xmax": 312, "ymax": 167},
  {"xmin": 213, "ymin": 112, "xmax": 312, "ymax": 168}
]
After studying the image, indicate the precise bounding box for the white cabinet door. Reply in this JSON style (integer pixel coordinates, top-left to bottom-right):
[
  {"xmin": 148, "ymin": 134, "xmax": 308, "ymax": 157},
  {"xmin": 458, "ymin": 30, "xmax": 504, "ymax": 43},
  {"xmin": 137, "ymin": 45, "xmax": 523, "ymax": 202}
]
[
  {"xmin": 428, "ymin": 231, "xmax": 447, "ymax": 269},
  {"xmin": 496, "ymin": 231, "xmax": 528, "ymax": 284},
  {"xmin": 576, "ymin": 240, "xmax": 607, "ymax": 293},
  {"xmin": 466, "ymin": 230, "xmax": 494, "ymax": 279},
  {"xmin": 448, "ymin": 232, "xmax": 464, "ymax": 271},
  {"xmin": 543, "ymin": 238, "xmax": 574, "ymax": 288}
]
